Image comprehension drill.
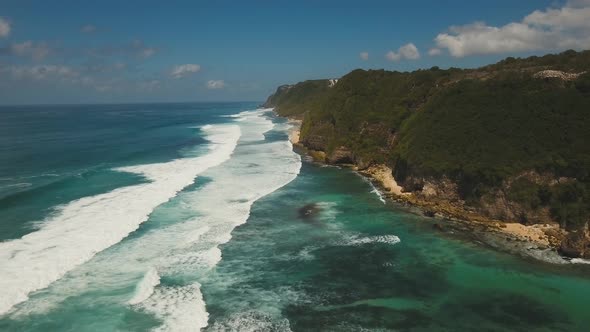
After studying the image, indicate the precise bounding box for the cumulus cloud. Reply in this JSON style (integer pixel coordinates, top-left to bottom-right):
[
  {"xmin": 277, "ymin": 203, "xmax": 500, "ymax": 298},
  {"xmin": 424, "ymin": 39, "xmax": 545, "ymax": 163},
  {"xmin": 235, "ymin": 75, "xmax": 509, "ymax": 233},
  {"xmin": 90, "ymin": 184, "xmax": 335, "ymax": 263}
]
[
  {"xmin": 206, "ymin": 80, "xmax": 225, "ymax": 89},
  {"xmin": 0, "ymin": 17, "xmax": 10, "ymax": 38},
  {"xmin": 360, "ymin": 51, "xmax": 369, "ymax": 60},
  {"xmin": 434, "ymin": 1, "xmax": 590, "ymax": 57},
  {"xmin": 171, "ymin": 64, "xmax": 201, "ymax": 78},
  {"xmin": 9, "ymin": 41, "xmax": 51, "ymax": 60},
  {"xmin": 81, "ymin": 24, "xmax": 97, "ymax": 33},
  {"xmin": 386, "ymin": 43, "xmax": 420, "ymax": 61},
  {"xmin": 428, "ymin": 48, "xmax": 442, "ymax": 56}
]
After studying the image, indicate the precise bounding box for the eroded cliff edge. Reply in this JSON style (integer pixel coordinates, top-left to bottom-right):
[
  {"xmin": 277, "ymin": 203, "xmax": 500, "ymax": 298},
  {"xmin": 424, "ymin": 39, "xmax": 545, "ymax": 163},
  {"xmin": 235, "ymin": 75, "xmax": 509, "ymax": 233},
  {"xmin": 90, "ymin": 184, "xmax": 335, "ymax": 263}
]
[{"xmin": 266, "ymin": 50, "xmax": 590, "ymax": 260}]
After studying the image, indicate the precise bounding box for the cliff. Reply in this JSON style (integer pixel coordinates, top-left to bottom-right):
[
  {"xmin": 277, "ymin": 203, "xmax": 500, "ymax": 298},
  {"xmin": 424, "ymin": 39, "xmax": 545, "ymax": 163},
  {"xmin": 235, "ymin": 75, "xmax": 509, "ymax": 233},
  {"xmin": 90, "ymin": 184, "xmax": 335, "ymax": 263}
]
[{"xmin": 267, "ymin": 50, "xmax": 590, "ymax": 259}]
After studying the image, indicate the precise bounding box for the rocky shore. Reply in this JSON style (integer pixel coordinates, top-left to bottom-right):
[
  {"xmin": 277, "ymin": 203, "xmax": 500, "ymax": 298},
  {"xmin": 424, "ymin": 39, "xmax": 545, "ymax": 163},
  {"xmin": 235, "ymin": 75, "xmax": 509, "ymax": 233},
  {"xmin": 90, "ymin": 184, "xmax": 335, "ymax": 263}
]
[{"xmin": 286, "ymin": 116, "xmax": 584, "ymax": 265}]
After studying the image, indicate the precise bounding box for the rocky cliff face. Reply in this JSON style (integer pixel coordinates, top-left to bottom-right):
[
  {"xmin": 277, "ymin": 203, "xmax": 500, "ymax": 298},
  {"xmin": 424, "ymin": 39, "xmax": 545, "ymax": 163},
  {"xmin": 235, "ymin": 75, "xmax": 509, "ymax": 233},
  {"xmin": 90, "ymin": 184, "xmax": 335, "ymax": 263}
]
[
  {"xmin": 394, "ymin": 171, "xmax": 590, "ymax": 258},
  {"xmin": 303, "ymin": 146, "xmax": 590, "ymax": 258},
  {"xmin": 560, "ymin": 228, "xmax": 590, "ymax": 258},
  {"xmin": 269, "ymin": 50, "xmax": 590, "ymax": 259}
]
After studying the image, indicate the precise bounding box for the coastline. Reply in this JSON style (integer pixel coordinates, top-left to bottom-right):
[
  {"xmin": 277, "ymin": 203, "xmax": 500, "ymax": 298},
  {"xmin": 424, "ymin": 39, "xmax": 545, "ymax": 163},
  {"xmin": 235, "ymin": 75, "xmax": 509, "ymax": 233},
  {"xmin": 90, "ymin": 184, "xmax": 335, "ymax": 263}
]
[
  {"xmin": 287, "ymin": 119, "xmax": 302, "ymax": 145},
  {"xmin": 285, "ymin": 115, "xmax": 577, "ymax": 265}
]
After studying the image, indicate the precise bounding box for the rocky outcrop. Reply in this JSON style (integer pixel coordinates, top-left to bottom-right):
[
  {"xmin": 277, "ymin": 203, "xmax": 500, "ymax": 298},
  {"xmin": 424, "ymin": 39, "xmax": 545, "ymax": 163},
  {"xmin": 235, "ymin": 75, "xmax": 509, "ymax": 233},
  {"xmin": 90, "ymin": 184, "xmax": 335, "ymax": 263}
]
[
  {"xmin": 478, "ymin": 192, "xmax": 553, "ymax": 225},
  {"xmin": 361, "ymin": 165, "xmax": 406, "ymax": 196},
  {"xmin": 326, "ymin": 146, "xmax": 354, "ymax": 164},
  {"xmin": 301, "ymin": 135, "xmax": 329, "ymax": 151},
  {"xmin": 418, "ymin": 178, "xmax": 461, "ymax": 202},
  {"xmin": 560, "ymin": 229, "xmax": 590, "ymax": 258},
  {"xmin": 295, "ymin": 133, "xmax": 590, "ymax": 261},
  {"xmin": 533, "ymin": 70, "xmax": 586, "ymax": 81}
]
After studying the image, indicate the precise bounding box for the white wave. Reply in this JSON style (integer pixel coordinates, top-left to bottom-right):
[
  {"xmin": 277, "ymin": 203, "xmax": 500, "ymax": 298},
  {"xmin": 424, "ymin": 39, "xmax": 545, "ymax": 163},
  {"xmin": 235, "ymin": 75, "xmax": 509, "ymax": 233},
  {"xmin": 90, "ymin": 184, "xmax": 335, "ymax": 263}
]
[
  {"xmin": 131, "ymin": 110, "xmax": 301, "ymax": 330},
  {"xmin": 0, "ymin": 182, "xmax": 32, "ymax": 189},
  {"xmin": 296, "ymin": 246, "xmax": 318, "ymax": 261},
  {"xmin": 571, "ymin": 258, "xmax": 590, "ymax": 265},
  {"xmin": 356, "ymin": 172, "xmax": 386, "ymax": 204},
  {"xmin": 208, "ymin": 311, "xmax": 292, "ymax": 332},
  {"xmin": 316, "ymin": 202, "xmax": 339, "ymax": 222},
  {"xmin": 0, "ymin": 124, "xmax": 241, "ymax": 315},
  {"xmin": 128, "ymin": 267, "xmax": 161, "ymax": 305},
  {"xmin": 2, "ymin": 110, "xmax": 302, "ymax": 330},
  {"xmin": 141, "ymin": 283, "xmax": 209, "ymax": 332},
  {"xmin": 340, "ymin": 234, "xmax": 401, "ymax": 246},
  {"xmin": 370, "ymin": 186, "xmax": 386, "ymax": 204}
]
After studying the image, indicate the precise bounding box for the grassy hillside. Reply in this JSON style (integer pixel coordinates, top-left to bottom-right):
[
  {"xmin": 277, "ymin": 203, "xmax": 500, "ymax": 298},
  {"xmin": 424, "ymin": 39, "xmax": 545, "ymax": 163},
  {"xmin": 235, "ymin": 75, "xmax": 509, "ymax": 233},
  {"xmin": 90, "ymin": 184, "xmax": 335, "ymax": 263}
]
[{"xmin": 266, "ymin": 50, "xmax": 590, "ymax": 235}]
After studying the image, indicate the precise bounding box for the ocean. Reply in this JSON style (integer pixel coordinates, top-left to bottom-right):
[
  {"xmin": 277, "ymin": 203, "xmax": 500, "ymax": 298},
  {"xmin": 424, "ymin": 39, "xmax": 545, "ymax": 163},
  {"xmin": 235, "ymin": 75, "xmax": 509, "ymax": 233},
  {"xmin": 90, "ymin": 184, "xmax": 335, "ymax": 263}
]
[{"xmin": 0, "ymin": 102, "xmax": 589, "ymax": 331}]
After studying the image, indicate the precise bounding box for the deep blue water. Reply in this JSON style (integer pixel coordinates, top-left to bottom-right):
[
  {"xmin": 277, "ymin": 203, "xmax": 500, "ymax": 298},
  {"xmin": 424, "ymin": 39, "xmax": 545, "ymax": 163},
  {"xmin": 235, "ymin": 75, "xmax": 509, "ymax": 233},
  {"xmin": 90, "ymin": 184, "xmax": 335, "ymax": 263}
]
[{"xmin": 0, "ymin": 103, "xmax": 589, "ymax": 332}]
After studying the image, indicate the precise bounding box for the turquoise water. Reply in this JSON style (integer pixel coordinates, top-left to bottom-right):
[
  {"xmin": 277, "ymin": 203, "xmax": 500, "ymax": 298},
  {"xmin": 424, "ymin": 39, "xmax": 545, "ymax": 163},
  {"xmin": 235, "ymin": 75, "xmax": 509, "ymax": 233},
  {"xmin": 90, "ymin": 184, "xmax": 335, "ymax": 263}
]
[{"xmin": 1, "ymin": 103, "xmax": 589, "ymax": 331}]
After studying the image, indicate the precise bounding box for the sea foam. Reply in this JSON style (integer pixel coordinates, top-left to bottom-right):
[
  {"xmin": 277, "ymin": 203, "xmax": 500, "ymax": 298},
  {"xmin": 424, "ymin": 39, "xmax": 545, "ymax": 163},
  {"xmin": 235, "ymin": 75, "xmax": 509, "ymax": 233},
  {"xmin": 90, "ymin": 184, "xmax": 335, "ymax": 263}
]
[
  {"xmin": 140, "ymin": 283, "xmax": 209, "ymax": 332},
  {"xmin": 128, "ymin": 267, "xmax": 161, "ymax": 305},
  {"xmin": 130, "ymin": 110, "xmax": 301, "ymax": 330},
  {"xmin": 0, "ymin": 124, "xmax": 241, "ymax": 315},
  {"xmin": 1, "ymin": 110, "xmax": 302, "ymax": 330}
]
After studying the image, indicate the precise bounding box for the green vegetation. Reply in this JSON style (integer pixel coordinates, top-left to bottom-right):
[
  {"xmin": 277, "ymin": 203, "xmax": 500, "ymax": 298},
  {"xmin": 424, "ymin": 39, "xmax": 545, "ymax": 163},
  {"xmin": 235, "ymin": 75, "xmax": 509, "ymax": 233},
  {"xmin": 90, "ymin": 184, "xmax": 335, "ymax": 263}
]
[
  {"xmin": 263, "ymin": 80, "xmax": 331, "ymax": 117},
  {"xmin": 395, "ymin": 72, "xmax": 590, "ymax": 185},
  {"xmin": 266, "ymin": 50, "xmax": 590, "ymax": 229},
  {"xmin": 550, "ymin": 182, "xmax": 590, "ymax": 231}
]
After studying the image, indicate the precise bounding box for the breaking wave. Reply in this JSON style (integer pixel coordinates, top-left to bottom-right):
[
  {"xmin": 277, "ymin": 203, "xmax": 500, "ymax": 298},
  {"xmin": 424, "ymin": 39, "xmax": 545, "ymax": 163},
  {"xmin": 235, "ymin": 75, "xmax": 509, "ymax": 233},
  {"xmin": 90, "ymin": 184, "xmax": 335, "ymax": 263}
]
[{"xmin": 0, "ymin": 124, "xmax": 241, "ymax": 315}]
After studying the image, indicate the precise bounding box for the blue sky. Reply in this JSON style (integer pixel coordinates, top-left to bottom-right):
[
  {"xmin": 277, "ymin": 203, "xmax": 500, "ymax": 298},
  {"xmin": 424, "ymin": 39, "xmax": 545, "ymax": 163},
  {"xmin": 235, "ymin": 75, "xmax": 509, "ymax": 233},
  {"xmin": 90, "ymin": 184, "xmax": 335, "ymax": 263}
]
[{"xmin": 0, "ymin": 0, "xmax": 588, "ymax": 104}]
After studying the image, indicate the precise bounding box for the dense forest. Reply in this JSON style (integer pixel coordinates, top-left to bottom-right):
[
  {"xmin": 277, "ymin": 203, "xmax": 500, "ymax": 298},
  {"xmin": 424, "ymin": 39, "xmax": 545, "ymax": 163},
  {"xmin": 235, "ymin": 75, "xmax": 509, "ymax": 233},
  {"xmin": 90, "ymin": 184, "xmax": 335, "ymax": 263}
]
[{"xmin": 265, "ymin": 50, "xmax": 590, "ymax": 257}]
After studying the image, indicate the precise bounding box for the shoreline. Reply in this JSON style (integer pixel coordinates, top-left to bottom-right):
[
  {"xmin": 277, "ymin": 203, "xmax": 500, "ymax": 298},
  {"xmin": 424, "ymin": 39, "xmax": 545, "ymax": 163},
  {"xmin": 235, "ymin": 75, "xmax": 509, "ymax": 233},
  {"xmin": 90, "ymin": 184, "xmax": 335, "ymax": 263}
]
[
  {"xmin": 287, "ymin": 119, "xmax": 302, "ymax": 145},
  {"xmin": 285, "ymin": 115, "xmax": 581, "ymax": 265}
]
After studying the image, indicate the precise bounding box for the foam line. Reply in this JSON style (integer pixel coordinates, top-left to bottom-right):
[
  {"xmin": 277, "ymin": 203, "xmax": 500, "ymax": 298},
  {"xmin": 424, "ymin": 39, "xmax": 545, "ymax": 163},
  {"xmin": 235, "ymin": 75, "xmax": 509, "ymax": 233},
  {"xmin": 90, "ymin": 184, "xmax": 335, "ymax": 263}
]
[
  {"xmin": 140, "ymin": 283, "xmax": 209, "ymax": 332},
  {"xmin": 0, "ymin": 124, "xmax": 240, "ymax": 315}
]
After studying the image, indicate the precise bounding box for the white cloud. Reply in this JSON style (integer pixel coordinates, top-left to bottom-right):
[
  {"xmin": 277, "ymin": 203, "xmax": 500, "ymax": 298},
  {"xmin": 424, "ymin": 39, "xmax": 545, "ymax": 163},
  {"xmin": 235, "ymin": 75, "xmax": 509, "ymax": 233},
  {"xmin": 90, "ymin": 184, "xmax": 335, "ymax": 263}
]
[
  {"xmin": 87, "ymin": 40, "xmax": 157, "ymax": 59},
  {"xmin": 434, "ymin": 1, "xmax": 590, "ymax": 57},
  {"xmin": 0, "ymin": 17, "xmax": 10, "ymax": 38},
  {"xmin": 171, "ymin": 64, "xmax": 201, "ymax": 78},
  {"xmin": 360, "ymin": 51, "xmax": 369, "ymax": 60},
  {"xmin": 206, "ymin": 80, "xmax": 225, "ymax": 89},
  {"xmin": 139, "ymin": 47, "xmax": 156, "ymax": 58},
  {"xmin": 9, "ymin": 41, "xmax": 51, "ymax": 60},
  {"xmin": 139, "ymin": 79, "xmax": 160, "ymax": 91},
  {"xmin": 386, "ymin": 43, "xmax": 420, "ymax": 61},
  {"xmin": 81, "ymin": 24, "xmax": 97, "ymax": 33},
  {"xmin": 131, "ymin": 40, "xmax": 156, "ymax": 58},
  {"xmin": 428, "ymin": 48, "xmax": 442, "ymax": 56},
  {"xmin": 4, "ymin": 65, "xmax": 79, "ymax": 81}
]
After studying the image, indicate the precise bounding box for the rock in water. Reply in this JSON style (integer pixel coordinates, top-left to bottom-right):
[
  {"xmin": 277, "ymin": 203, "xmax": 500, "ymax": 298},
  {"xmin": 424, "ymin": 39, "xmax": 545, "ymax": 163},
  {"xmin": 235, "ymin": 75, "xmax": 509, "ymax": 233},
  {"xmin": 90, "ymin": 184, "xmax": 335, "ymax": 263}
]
[{"xmin": 298, "ymin": 203, "xmax": 321, "ymax": 221}]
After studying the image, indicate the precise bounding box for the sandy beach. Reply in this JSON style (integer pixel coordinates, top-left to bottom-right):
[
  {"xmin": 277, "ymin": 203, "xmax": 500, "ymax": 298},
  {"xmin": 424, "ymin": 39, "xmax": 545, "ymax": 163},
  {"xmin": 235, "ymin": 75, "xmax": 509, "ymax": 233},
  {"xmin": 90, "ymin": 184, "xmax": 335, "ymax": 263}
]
[{"xmin": 288, "ymin": 119, "xmax": 302, "ymax": 145}]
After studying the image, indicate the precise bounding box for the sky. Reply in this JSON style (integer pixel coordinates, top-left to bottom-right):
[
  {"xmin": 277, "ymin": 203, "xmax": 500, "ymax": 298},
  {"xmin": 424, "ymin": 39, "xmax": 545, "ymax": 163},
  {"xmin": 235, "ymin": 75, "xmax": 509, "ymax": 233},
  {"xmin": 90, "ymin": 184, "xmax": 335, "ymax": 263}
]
[{"xmin": 0, "ymin": 0, "xmax": 589, "ymax": 104}]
